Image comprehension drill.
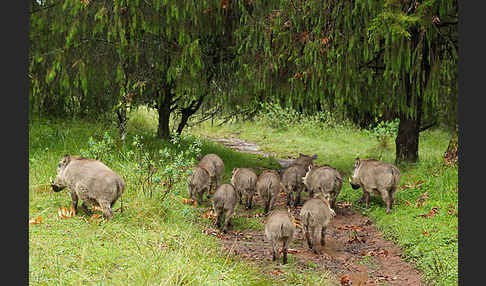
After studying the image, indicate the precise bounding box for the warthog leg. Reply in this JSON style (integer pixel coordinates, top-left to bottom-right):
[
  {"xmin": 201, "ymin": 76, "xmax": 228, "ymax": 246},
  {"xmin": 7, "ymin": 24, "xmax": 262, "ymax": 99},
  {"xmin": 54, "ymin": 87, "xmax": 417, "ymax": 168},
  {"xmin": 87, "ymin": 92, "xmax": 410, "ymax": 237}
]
[
  {"xmin": 282, "ymin": 240, "xmax": 290, "ymax": 264},
  {"xmin": 303, "ymin": 224, "xmax": 312, "ymax": 250},
  {"xmin": 222, "ymin": 208, "xmax": 233, "ymax": 233},
  {"xmin": 271, "ymin": 241, "xmax": 278, "ymax": 262},
  {"xmin": 99, "ymin": 201, "xmax": 113, "ymax": 219},
  {"xmin": 380, "ymin": 189, "xmax": 392, "ymax": 213},
  {"xmin": 215, "ymin": 209, "xmax": 223, "ymax": 229},
  {"xmin": 80, "ymin": 202, "xmax": 93, "ymax": 216},
  {"xmin": 294, "ymin": 188, "xmax": 302, "ymax": 207},
  {"xmin": 320, "ymin": 226, "xmax": 327, "ymax": 246},
  {"xmin": 312, "ymin": 226, "xmax": 321, "ymax": 254},
  {"xmin": 246, "ymin": 193, "xmax": 253, "ymax": 209},
  {"xmin": 70, "ymin": 192, "xmax": 79, "ymax": 214}
]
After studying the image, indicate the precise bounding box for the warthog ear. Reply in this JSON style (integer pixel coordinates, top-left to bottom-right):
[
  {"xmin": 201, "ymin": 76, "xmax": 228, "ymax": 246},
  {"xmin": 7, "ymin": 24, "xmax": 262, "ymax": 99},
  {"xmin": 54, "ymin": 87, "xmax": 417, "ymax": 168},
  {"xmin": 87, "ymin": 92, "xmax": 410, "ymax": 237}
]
[{"xmin": 62, "ymin": 154, "xmax": 71, "ymax": 165}]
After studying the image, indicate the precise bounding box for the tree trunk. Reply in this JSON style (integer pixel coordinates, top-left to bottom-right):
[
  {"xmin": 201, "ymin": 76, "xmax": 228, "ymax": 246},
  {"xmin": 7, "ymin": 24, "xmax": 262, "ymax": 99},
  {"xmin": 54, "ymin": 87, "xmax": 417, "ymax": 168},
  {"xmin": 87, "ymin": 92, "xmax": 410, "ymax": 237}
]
[
  {"xmin": 395, "ymin": 115, "xmax": 420, "ymax": 164},
  {"xmin": 444, "ymin": 124, "xmax": 458, "ymax": 165},
  {"xmin": 395, "ymin": 27, "xmax": 429, "ymax": 165},
  {"xmin": 116, "ymin": 106, "xmax": 127, "ymax": 141},
  {"xmin": 157, "ymin": 89, "xmax": 172, "ymax": 139}
]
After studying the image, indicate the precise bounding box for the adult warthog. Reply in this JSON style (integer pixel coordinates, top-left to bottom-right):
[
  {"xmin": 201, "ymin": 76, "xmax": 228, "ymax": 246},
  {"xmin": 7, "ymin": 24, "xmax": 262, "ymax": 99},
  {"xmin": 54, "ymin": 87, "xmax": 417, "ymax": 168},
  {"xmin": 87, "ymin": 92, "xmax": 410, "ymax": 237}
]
[
  {"xmin": 50, "ymin": 155, "xmax": 125, "ymax": 219},
  {"xmin": 349, "ymin": 158, "xmax": 401, "ymax": 213}
]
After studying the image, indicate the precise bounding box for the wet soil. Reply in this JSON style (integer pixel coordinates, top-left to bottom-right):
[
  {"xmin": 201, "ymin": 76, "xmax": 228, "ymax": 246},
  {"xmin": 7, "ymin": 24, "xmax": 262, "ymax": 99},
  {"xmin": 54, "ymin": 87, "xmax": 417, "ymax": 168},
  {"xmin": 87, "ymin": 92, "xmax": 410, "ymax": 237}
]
[{"xmin": 202, "ymin": 137, "xmax": 426, "ymax": 285}]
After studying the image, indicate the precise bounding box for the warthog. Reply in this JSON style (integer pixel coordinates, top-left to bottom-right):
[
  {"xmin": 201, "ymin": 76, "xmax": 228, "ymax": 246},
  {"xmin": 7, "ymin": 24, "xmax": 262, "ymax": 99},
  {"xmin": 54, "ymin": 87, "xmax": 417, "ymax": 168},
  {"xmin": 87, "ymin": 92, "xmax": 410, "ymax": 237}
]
[
  {"xmin": 281, "ymin": 164, "xmax": 307, "ymax": 207},
  {"xmin": 212, "ymin": 183, "xmax": 238, "ymax": 233},
  {"xmin": 256, "ymin": 170, "xmax": 282, "ymax": 214},
  {"xmin": 198, "ymin": 153, "xmax": 224, "ymax": 192},
  {"xmin": 300, "ymin": 192, "xmax": 335, "ymax": 254},
  {"xmin": 264, "ymin": 209, "xmax": 296, "ymax": 264},
  {"xmin": 188, "ymin": 166, "xmax": 211, "ymax": 205},
  {"xmin": 50, "ymin": 154, "xmax": 125, "ymax": 219},
  {"xmin": 302, "ymin": 164, "xmax": 343, "ymax": 209},
  {"xmin": 349, "ymin": 158, "xmax": 401, "ymax": 213},
  {"xmin": 231, "ymin": 168, "xmax": 257, "ymax": 209},
  {"xmin": 291, "ymin": 153, "xmax": 317, "ymax": 169}
]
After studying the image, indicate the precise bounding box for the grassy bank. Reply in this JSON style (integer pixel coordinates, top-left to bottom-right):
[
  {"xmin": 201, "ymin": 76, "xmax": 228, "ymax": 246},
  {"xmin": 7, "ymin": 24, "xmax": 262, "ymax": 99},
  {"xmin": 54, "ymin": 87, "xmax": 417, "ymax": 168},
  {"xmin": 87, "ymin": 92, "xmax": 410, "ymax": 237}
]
[{"xmin": 29, "ymin": 117, "xmax": 334, "ymax": 285}]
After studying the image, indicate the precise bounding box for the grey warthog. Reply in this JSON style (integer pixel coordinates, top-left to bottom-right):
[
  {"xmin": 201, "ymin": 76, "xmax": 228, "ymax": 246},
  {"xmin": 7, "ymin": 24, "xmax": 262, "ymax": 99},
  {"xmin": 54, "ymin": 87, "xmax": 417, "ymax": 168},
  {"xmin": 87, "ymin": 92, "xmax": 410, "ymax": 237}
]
[
  {"xmin": 302, "ymin": 164, "xmax": 343, "ymax": 209},
  {"xmin": 50, "ymin": 154, "xmax": 125, "ymax": 219},
  {"xmin": 349, "ymin": 158, "xmax": 401, "ymax": 213},
  {"xmin": 188, "ymin": 166, "xmax": 211, "ymax": 205},
  {"xmin": 198, "ymin": 153, "xmax": 224, "ymax": 192},
  {"xmin": 256, "ymin": 170, "xmax": 282, "ymax": 214},
  {"xmin": 300, "ymin": 192, "xmax": 336, "ymax": 254},
  {"xmin": 231, "ymin": 167, "xmax": 257, "ymax": 209},
  {"xmin": 281, "ymin": 164, "xmax": 307, "ymax": 207},
  {"xmin": 264, "ymin": 209, "xmax": 296, "ymax": 264},
  {"xmin": 212, "ymin": 183, "xmax": 238, "ymax": 233},
  {"xmin": 291, "ymin": 153, "xmax": 317, "ymax": 169}
]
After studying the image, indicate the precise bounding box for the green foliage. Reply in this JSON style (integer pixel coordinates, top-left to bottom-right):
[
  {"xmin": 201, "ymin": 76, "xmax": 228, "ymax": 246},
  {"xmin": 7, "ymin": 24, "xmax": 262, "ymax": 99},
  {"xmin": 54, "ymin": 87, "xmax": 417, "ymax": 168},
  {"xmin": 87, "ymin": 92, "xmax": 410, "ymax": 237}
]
[{"xmin": 364, "ymin": 119, "xmax": 400, "ymax": 148}]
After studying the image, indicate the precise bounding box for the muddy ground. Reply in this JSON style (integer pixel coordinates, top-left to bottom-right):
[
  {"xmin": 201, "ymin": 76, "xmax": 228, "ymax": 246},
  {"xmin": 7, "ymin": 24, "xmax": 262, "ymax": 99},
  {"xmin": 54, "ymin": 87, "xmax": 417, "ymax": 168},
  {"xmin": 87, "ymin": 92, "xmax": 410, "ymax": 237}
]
[{"xmin": 201, "ymin": 137, "xmax": 426, "ymax": 286}]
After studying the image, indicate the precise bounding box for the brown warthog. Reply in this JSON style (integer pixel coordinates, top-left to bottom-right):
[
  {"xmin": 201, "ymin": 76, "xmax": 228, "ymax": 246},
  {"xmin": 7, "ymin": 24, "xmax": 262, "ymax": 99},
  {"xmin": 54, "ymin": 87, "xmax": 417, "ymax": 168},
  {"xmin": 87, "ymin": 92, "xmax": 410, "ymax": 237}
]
[
  {"xmin": 349, "ymin": 158, "xmax": 401, "ymax": 213},
  {"xmin": 212, "ymin": 183, "xmax": 238, "ymax": 233},
  {"xmin": 264, "ymin": 209, "xmax": 296, "ymax": 264},
  {"xmin": 256, "ymin": 170, "xmax": 282, "ymax": 214},
  {"xmin": 300, "ymin": 192, "xmax": 335, "ymax": 254},
  {"xmin": 302, "ymin": 164, "xmax": 342, "ymax": 209},
  {"xmin": 281, "ymin": 164, "xmax": 307, "ymax": 207},
  {"xmin": 231, "ymin": 168, "xmax": 257, "ymax": 209},
  {"xmin": 50, "ymin": 155, "xmax": 125, "ymax": 219},
  {"xmin": 188, "ymin": 166, "xmax": 211, "ymax": 205},
  {"xmin": 198, "ymin": 153, "xmax": 224, "ymax": 192}
]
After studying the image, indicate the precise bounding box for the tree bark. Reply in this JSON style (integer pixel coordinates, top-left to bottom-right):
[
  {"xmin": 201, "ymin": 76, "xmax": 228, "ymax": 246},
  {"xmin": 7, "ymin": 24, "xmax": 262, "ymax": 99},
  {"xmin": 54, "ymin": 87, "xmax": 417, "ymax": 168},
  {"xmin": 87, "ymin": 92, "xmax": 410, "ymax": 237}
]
[
  {"xmin": 395, "ymin": 114, "xmax": 420, "ymax": 164},
  {"xmin": 157, "ymin": 88, "xmax": 172, "ymax": 139},
  {"xmin": 395, "ymin": 27, "xmax": 430, "ymax": 165},
  {"xmin": 444, "ymin": 124, "xmax": 458, "ymax": 165}
]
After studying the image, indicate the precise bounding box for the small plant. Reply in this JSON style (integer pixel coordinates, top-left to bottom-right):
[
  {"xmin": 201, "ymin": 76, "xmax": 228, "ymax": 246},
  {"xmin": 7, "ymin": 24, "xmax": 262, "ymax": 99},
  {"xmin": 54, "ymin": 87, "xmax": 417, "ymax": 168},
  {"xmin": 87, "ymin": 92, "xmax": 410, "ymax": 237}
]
[
  {"xmin": 365, "ymin": 119, "xmax": 399, "ymax": 148},
  {"xmin": 257, "ymin": 102, "xmax": 301, "ymax": 130},
  {"xmin": 80, "ymin": 131, "xmax": 116, "ymax": 162}
]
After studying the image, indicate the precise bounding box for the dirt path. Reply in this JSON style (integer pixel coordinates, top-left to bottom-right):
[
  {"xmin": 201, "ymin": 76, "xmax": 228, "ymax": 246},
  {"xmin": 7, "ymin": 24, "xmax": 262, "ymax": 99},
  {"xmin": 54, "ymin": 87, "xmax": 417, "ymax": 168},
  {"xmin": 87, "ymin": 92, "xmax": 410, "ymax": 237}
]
[{"xmin": 203, "ymin": 137, "xmax": 426, "ymax": 285}]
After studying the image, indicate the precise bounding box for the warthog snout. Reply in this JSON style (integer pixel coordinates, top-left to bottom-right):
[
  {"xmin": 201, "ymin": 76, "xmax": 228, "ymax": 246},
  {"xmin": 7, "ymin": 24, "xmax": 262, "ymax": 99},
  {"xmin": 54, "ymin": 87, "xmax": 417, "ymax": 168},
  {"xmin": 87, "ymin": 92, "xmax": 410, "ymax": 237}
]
[{"xmin": 50, "ymin": 176, "xmax": 65, "ymax": 192}]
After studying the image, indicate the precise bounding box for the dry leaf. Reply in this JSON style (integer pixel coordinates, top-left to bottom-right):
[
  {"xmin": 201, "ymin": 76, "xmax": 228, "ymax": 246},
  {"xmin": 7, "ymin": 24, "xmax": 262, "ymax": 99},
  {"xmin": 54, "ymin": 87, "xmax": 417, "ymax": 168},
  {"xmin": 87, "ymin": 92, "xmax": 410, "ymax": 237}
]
[
  {"xmin": 417, "ymin": 207, "xmax": 439, "ymax": 218},
  {"xmin": 340, "ymin": 274, "xmax": 352, "ymax": 286},
  {"xmin": 338, "ymin": 225, "xmax": 364, "ymax": 232},
  {"xmin": 423, "ymin": 231, "xmax": 430, "ymax": 236},
  {"xmin": 29, "ymin": 216, "xmax": 43, "ymax": 225},
  {"xmin": 415, "ymin": 192, "xmax": 429, "ymax": 207},
  {"xmin": 89, "ymin": 214, "xmax": 102, "ymax": 223},
  {"xmin": 57, "ymin": 206, "xmax": 75, "ymax": 219},
  {"xmin": 181, "ymin": 197, "xmax": 196, "ymax": 205},
  {"xmin": 271, "ymin": 269, "xmax": 284, "ymax": 276}
]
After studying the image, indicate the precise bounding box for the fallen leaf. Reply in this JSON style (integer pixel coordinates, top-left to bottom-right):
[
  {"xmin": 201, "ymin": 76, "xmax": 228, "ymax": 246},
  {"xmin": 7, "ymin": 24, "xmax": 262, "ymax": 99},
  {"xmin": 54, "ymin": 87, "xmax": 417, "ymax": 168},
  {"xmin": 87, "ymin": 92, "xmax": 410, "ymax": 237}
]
[
  {"xmin": 29, "ymin": 216, "xmax": 43, "ymax": 225},
  {"xmin": 365, "ymin": 248, "xmax": 389, "ymax": 257},
  {"xmin": 89, "ymin": 214, "xmax": 102, "ymax": 223},
  {"xmin": 340, "ymin": 274, "xmax": 352, "ymax": 286},
  {"xmin": 287, "ymin": 248, "xmax": 300, "ymax": 254},
  {"xmin": 201, "ymin": 209, "xmax": 215, "ymax": 219},
  {"xmin": 423, "ymin": 231, "xmax": 430, "ymax": 236},
  {"xmin": 338, "ymin": 225, "xmax": 364, "ymax": 232},
  {"xmin": 415, "ymin": 192, "xmax": 429, "ymax": 207},
  {"xmin": 271, "ymin": 269, "xmax": 284, "ymax": 276},
  {"xmin": 417, "ymin": 207, "xmax": 439, "ymax": 218}
]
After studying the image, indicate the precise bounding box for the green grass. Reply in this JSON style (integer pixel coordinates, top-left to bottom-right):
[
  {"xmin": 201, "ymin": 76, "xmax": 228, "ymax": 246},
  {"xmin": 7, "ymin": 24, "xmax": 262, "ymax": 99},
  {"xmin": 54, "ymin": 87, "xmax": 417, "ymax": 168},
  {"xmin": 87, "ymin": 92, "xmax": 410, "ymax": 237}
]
[
  {"xmin": 29, "ymin": 115, "xmax": 335, "ymax": 286},
  {"xmin": 30, "ymin": 107, "xmax": 457, "ymax": 285},
  {"xmin": 190, "ymin": 117, "xmax": 458, "ymax": 286}
]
